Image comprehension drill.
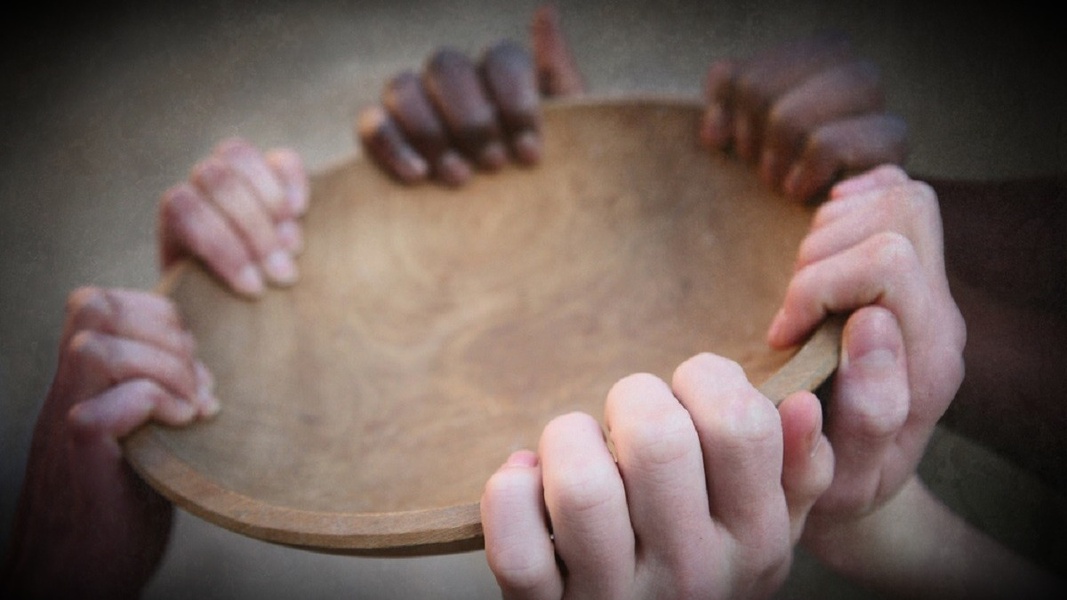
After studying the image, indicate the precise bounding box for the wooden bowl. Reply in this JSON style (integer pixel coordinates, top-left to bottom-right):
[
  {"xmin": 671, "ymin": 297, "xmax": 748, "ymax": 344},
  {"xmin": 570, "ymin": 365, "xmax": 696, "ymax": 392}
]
[{"xmin": 124, "ymin": 97, "xmax": 841, "ymax": 556}]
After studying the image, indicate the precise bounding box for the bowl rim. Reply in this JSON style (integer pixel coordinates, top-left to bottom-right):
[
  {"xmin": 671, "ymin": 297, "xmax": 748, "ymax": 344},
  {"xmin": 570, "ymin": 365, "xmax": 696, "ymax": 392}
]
[{"xmin": 123, "ymin": 94, "xmax": 843, "ymax": 556}]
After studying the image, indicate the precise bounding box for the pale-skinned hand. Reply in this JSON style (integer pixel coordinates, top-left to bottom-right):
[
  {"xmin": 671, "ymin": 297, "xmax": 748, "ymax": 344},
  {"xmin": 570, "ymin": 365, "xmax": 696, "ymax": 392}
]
[
  {"xmin": 481, "ymin": 353, "xmax": 834, "ymax": 600},
  {"xmin": 158, "ymin": 137, "xmax": 309, "ymax": 298},
  {"xmin": 767, "ymin": 165, "xmax": 966, "ymax": 524}
]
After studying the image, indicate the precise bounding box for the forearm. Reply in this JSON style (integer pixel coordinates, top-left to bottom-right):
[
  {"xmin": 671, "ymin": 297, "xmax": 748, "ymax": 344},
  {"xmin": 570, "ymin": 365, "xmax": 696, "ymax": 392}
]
[{"xmin": 801, "ymin": 476, "xmax": 1064, "ymax": 599}]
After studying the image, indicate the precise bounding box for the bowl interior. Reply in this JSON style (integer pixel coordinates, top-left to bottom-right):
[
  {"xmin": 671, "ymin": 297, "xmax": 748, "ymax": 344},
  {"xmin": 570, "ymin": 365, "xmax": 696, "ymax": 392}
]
[{"xmin": 124, "ymin": 97, "xmax": 833, "ymax": 555}]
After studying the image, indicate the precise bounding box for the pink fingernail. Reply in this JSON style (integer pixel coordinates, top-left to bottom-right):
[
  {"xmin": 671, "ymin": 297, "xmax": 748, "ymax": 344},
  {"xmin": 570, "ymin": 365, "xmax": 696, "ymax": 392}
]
[
  {"xmin": 809, "ymin": 431, "xmax": 823, "ymax": 458},
  {"xmin": 262, "ymin": 250, "xmax": 298, "ymax": 285},
  {"xmin": 438, "ymin": 151, "xmax": 472, "ymax": 186},
  {"xmin": 783, "ymin": 165, "xmax": 803, "ymax": 199},
  {"xmin": 700, "ymin": 104, "xmax": 725, "ymax": 148},
  {"xmin": 480, "ymin": 141, "xmax": 508, "ymax": 170},
  {"xmin": 767, "ymin": 308, "xmax": 786, "ymax": 345},
  {"xmin": 504, "ymin": 450, "xmax": 538, "ymax": 468},
  {"xmin": 399, "ymin": 147, "xmax": 430, "ymax": 180},
  {"xmin": 235, "ymin": 265, "xmax": 265, "ymax": 297},
  {"xmin": 513, "ymin": 131, "xmax": 542, "ymax": 164},
  {"xmin": 276, "ymin": 220, "xmax": 304, "ymax": 255}
]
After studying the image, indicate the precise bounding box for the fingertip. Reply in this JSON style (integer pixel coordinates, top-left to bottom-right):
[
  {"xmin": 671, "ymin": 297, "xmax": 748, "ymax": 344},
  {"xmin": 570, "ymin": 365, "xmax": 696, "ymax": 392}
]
[
  {"xmin": 766, "ymin": 308, "xmax": 789, "ymax": 347},
  {"xmin": 437, "ymin": 150, "xmax": 473, "ymax": 186},
  {"xmin": 357, "ymin": 105, "xmax": 430, "ymax": 184},
  {"xmin": 504, "ymin": 449, "xmax": 539, "ymax": 468},
  {"xmin": 233, "ymin": 264, "xmax": 266, "ymax": 298},
  {"xmin": 512, "ymin": 130, "xmax": 542, "ymax": 164},
  {"xmin": 479, "ymin": 140, "xmax": 509, "ymax": 170},
  {"xmin": 267, "ymin": 148, "xmax": 310, "ymax": 215},
  {"xmin": 840, "ymin": 306, "xmax": 903, "ymax": 373},
  {"xmin": 276, "ymin": 219, "xmax": 304, "ymax": 255},
  {"xmin": 195, "ymin": 361, "xmax": 221, "ymax": 418},
  {"xmin": 779, "ymin": 391, "xmax": 823, "ymax": 461},
  {"xmin": 782, "ymin": 164, "xmax": 804, "ymax": 199},
  {"xmin": 261, "ymin": 249, "xmax": 299, "ymax": 286}
]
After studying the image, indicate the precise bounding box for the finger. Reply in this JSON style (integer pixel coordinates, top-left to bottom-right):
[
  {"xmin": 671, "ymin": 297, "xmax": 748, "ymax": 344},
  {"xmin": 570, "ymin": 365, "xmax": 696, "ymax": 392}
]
[
  {"xmin": 274, "ymin": 218, "xmax": 303, "ymax": 255},
  {"xmin": 423, "ymin": 48, "xmax": 508, "ymax": 170},
  {"xmin": 266, "ymin": 147, "xmax": 310, "ymax": 217},
  {"xmin": 798, "ymin": 178, "xmax": 945, "ymax": 275},
  {"xmin": 62, "ymin": 288, "xmax": 219, "ymax": 419},
  {"xmin": 481, "ymin": 40, "xmax": 543, "ymax": 164},
  {"xmin": 829, "ymin": 163, "xmax": 911, "ymax": 198},
  {"xmin": 768, "ymin": 230, "xmax": 929, "ymax": 350},
  {"xmin": 356, "ymin": 104, "xmax": 431, "ymax": 183},
  {"xmin": 67, "ymin": 379, "xmax": 201, "ymax": 450},
  {"xmin": 380, "ymin": 70, "xmax": 473, "ymax": 185},
  {"xmin": 816, "ymin": 306, "xmax": 910, "ymax": 514},
  {"xmin": 777, "ymin": 390, "xmax": 833, "ymax": 542},
  {"xmin": 700, "ymin": 58, "xmax": 739, "ymax": 150},
  {"xmin": 760, "ymin": 60, "xmax": 885, "ymax": 191},
  {"xmin": 481, "ymin": 450, "xmax": 563, "ymax": 600},
  {"xmin": 65, "ymin": 330, "xmax": 201, "ymax": 408},
  {"xmin": 530, "ymin": 3, "xmax": 585, "ymax": 96},
  {"xmin": 603, "ymin": 373, "xmax": 717, "ymax": 572},
  {"xmin": 214, "ymin": 137, "xmax": 291, "ymax": 220},
  {"xmin": 159, "ymin": 182, "xmax": 265, "ymax": 297},
  {"xmin": 732, "ymin": 31, "xmax": 854, "ymax": 163},
  {"xmin": 191, "ymin": 156, "xmax": 299, "ymax": 286},
  {"xmin": 63, "ymin": 287, "xmax": 194, "ymax": 358},
  {"xmin": 540, "ymin": 412, "xmax": 634, "ymax": 599},
  {"xmin": 671, "ymin": 354, "xmax": 787, "ymax": 548},
  {"xmin": 782, "ymin": 113, "xmax": 908, "ymax": 201}
]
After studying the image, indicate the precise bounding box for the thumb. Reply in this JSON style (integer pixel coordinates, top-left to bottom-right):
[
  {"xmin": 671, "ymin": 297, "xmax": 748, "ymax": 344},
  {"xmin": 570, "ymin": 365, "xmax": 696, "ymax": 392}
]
[{"xmin": 530, "ymin": 3, "xmax": 586, "ymax": 96}]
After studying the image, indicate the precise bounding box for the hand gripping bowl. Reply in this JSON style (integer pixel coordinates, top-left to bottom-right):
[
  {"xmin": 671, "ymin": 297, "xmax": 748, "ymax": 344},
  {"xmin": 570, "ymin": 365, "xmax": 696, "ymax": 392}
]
[{"xmin": 123, "ymin": 97, "xmax": 842, "ymax": 556}]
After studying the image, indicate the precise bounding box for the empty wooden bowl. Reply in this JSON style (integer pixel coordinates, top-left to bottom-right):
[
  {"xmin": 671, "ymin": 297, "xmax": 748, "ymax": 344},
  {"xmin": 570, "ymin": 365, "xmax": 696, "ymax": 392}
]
[{"xmin": 124, "ymin": 97, "xmax": 841, "ymax": 556}]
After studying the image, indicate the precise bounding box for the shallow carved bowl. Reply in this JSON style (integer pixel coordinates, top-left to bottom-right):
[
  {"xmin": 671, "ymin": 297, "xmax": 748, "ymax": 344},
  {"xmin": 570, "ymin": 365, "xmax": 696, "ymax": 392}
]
[{"xmin": 124, "ymin": 97, "xmax": 841, "ymax": 556}]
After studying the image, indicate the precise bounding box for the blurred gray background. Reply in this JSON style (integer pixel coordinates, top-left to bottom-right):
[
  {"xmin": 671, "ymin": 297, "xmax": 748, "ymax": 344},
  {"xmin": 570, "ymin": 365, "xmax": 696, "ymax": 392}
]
[{"xmin": 2, "ymin": 1, "xmax": 1063, "ymax": 598}]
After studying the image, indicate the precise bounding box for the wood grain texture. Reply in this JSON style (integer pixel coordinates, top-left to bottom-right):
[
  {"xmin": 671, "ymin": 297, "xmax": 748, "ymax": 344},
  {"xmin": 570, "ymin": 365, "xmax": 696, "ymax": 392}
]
[{"xmin": 124, "ymin": 97, "xmax": 840, "ymax": 555}]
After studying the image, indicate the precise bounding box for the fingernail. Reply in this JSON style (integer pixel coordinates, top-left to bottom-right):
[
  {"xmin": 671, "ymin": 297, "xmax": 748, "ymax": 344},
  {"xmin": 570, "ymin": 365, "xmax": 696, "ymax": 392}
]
[
  {"xmin": 513, "ymin": 131, "xmax": 542, "ymax": 164},
  {"xmin": 504, "ymin": 450, "xmax": 539, "ymax": 468},
  {"xmin": 479, "ymin": 141, "xmax": 508, "ymax": 170},
  {"xmin": 235, "ymin": 264, "xmax": 265, "ymax": 297},
  {"xmin": 195, "ymin": 361, "xmax": 221, "ymax": 418},
  {"xmin": 262, "ymin": 250, "xmax": 298, "ymax": 285},
  {"xmin": 438, "ymin": 151, "xmax": 472, "ymax": 186},
  {"xmin": 399, "ymin": 147, "xmax": 430, "ymax": 181},
  {"xmin": 199, "ymin": 394, "xmax": 221, "ymax": 418},
  {"xmin": 845, "ymin": 345, "xmax": 897, "ymax": 372},
  {"xmin": 287, "ymin": 182, "xmax": 309, "ymax": 216},
  {"xmin": 700, "ymin": 104, "xmax": 725, "ymax": 148},
  {"xmin": 183, "ymin": 331, "xmax": 198, "ymax": 355},
  {"xmin": 173, "ymin": 398, "xmax": 199, "ymax": 423},
  {"xmin": 783, "ymin": 165, "xmax": 803, "ymax": 199},
  {"xmin": 809, "ymin": 431, "xmax": 823, "ymax": 458},
  {"xmin": 276, "ymin": 220, "xmax": 304, "ymax": 254},
  {"xmin": 736, "ymin": 116, "xmax": 753, "ymax": 161},
  {"xmin": 195, "ymin": 360, "xmax": 215, "ymax": 392},
  {"xmin": 767, "ymin": 308, "xmax": 786, "ymax": 345},
  {"xmin": 760, "ymin": 148, "xmax": 777, "ymax": 187}
]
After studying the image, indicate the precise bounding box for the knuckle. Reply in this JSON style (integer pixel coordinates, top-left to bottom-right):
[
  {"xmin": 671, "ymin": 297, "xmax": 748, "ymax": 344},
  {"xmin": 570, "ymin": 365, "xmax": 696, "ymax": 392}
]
[
  {"xmin": 491, "ymin": 550, "xmax": 555, "ymax": 596},
  {"xmin": 615, "ymin": 406, "xmax": 697, "ymax": 469},
  {"xmin": 68, "ymin": 329, "xmax": 110, "ymax": 369},
  {"xmin": 764, "ymin": 103, "xmax": 805, "ymax": 152},
  {"xmin": 843, "ymin": 388, "xmax": 909, "ymax": 440},
  {"xmin": 550, "ymin": 465, "xmax": 617, "ymax": 518},
  {"xmin": 65, "ymin": 286, "xmax": 107, "ymax": 322},
  {"xmin": 673, "ymin": 352, "xmax": 746, "ymax": 388},
  {"xmin": 868, "ymin": 230, "xmax": 918, "ymax": 274}
]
